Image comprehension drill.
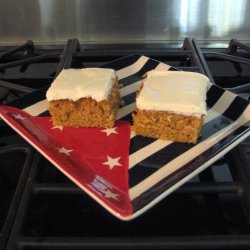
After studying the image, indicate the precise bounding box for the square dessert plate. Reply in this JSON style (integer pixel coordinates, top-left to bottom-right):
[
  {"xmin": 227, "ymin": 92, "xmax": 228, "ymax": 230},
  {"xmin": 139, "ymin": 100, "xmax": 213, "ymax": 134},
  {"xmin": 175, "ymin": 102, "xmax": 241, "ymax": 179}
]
[{"xmin": 0, "ymin": 55, "xmax": 249, "ymax": 221}]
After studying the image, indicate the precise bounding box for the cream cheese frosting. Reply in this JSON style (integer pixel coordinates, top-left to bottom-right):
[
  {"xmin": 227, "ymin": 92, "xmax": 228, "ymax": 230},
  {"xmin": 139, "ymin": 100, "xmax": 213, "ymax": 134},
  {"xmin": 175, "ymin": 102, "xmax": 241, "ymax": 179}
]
[
  {"xmin": 136, "ymin": 71, "xmax": 209, "ymax": 116},
  {"xmin": 46, "ymin": 68, "xmax": 116, "ymax": 102}
]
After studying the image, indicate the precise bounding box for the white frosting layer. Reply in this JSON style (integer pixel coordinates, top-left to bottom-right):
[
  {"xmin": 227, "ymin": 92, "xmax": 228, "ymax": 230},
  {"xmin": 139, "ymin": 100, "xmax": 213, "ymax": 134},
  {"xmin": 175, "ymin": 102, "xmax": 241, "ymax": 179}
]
[
  {"xmin": 46, "ymin": 68, "xmax": 116, "ymax": 102},
  {"xmin": 137, "ymin": 71, "xmax": 209, "ymax": 116}
]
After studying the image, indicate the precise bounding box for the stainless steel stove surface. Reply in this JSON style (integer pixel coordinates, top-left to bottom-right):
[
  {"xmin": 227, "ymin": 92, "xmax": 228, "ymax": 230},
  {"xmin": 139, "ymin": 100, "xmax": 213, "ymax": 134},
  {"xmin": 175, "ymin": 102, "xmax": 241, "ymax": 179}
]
[{"xmin": 0, "ymin": 38, "xmax": 250, "ymax": 250}]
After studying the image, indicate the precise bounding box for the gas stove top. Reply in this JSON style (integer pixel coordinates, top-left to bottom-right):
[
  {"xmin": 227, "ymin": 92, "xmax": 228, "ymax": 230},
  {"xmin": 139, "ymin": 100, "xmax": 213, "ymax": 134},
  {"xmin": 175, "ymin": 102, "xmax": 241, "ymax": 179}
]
[{"xmin": 0, "ymin": 38, "xmax": 250, "ymax": 250}]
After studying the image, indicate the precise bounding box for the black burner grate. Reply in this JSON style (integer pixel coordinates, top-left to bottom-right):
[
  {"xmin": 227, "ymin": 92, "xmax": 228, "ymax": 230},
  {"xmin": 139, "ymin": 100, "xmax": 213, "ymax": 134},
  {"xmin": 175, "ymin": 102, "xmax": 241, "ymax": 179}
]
[
  {"xmin": 195, "ymin": 38, "xmax": 250, "ymax": 101},
  {"xmin": 0, "ymin": 40, "xmax": 73, "ymax": 105},
  {"xmin": 0, "ymin": 145, "xmax": 34, "ymax": 250},
  {"xmin": 0, "ymin": 38, "xmax": 249, "ymax": 249}
]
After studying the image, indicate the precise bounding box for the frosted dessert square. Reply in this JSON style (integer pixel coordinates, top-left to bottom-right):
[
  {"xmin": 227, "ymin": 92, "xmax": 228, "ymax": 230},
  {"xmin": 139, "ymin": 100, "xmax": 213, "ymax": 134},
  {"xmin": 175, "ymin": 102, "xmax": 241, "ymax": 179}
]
[
  {"xmin": 132, "ymin": 71, "xmax": 209, "ymax": 143},
  {"xmin": 46, "ymin": 68, "xmax": 120, "ymax": 128}
]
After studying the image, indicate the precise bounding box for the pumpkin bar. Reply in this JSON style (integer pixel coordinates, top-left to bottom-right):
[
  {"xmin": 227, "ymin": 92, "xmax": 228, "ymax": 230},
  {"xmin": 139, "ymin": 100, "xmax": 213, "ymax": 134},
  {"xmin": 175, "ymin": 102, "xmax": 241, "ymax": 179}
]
[
  {"xmin": 46, "ymin": 68, "xmax": 120, "ymax": 128},
  {"xmin": 132, "ymin": 71, "xmax": 209, "ymax": 143}
]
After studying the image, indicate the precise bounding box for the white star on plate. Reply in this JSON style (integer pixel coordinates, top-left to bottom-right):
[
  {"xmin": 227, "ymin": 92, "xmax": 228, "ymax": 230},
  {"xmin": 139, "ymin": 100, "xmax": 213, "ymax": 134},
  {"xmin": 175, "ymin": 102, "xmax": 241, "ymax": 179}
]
[
  {"xmin": 101, "ymin": 127, "xmax": 118, "ymax": 136},
  {"xmin": 13, "ymin": 114, "xmax": 26, "ymax": 120},
  {"xmin": 52, "ymin": 125, "xmax": 63, "ymax": 131},
  {"xmin": 57, "ymin": 147, "xmax": 73, "ymax": 156},
  {"xmin": 101, "ymin": 189, "xmax": 119, "ymax": 200},
  {"xmin": 102, "ymin": 156, "xmax": 122, "ymax": 170}
]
